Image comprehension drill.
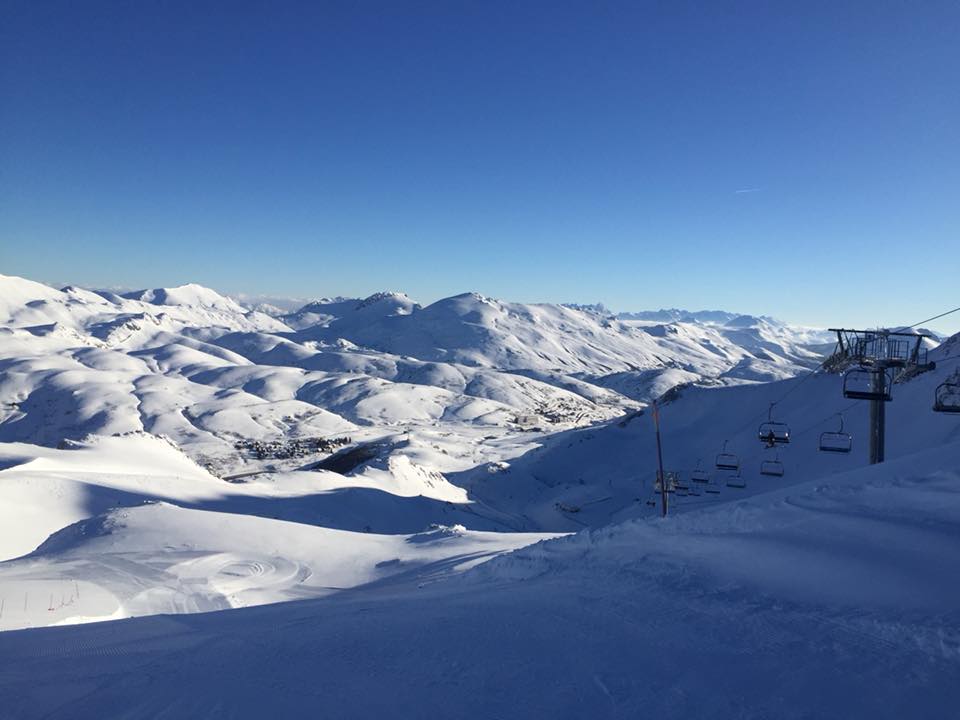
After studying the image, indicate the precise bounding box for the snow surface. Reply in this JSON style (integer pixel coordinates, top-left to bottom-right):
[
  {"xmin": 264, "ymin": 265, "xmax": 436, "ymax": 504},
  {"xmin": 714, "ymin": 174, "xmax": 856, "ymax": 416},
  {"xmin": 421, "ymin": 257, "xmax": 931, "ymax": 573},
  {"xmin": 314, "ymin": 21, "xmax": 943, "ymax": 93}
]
[
  {"xmin": 1, "ymin": 273, "xmax": 958, "ymax": 718},
  {"xmin": 0, "ymin": 433, "xmax": 557, "ymax": 630},
  {"xmin": 1, "ymin": 440, "xmax": 958, "ymax": 719}
]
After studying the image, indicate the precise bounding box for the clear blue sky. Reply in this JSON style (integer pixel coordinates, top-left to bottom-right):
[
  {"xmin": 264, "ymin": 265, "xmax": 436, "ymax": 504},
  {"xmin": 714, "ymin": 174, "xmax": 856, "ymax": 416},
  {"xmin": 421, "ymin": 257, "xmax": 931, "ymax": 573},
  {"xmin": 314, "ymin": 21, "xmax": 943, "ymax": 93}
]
[{"xmin": 2, "ymin": 1, "xmax": 958, "ymax": 331}]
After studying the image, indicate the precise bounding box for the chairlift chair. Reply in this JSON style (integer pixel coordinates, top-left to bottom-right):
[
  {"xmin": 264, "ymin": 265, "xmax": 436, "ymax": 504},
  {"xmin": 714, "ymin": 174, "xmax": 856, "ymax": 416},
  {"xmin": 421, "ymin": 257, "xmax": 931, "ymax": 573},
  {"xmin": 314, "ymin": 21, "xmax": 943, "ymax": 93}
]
[
  {"xmin": 933, "ymin": 378, "xmax": 960, "ymax": 414},
  {"xmin": 691, "ymin": 459, "xmax": 710, "ymax": 483},
  {"xmin": 654, "ymin": 474, "xmax": 676, "ymax": 494},
  {"xmin": 726, "ymin": 471, "xmax": 746, "ymax": 489},
  {"xmin": 842, "ymin": 366, "xmax": 893, "ymax": 401},
  {"xmin": 722, "ymin": 459, "xmax": 746, "ymax": 488},
  {"xmin": 664, "ymin": 470, "xmax": 687, "ymax": 491},
  {"xmin": 819, "ymin": 414, "xmax": 853, "ymax": 453},
  {"xmin": 760, "ymin": 455, "xmax": 785, "ymax": 477},
  {"xmin": 758, "ymin": 404, "xmax": 790, "ymax": 446},
  {"xmin": 715, "ymin": 441, "xmax": 740, "ymax": 472}
]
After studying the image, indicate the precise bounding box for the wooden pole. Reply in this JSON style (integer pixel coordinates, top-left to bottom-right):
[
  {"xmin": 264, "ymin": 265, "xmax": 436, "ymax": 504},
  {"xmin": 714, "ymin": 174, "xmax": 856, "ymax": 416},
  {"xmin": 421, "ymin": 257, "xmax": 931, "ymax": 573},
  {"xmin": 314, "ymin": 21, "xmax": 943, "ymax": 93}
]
[{"xmin": 652, "ymin": 400, "xmax": 668, "ymax": 517}]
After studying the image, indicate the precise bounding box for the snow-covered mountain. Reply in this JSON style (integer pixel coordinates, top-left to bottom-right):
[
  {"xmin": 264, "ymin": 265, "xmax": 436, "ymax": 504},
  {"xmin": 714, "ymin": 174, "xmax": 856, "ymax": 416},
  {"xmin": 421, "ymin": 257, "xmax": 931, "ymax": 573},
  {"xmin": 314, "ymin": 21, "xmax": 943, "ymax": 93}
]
[
  {"xmin": 0, "ymin": 275, "xmax": 832, "ymax": 470},
  {"xmin": 0, "ymin": 272, "xmax": 841, "ymax": 600},
  {"xmin": 1, "ymin": 272, "xmax": 958, "ymax": 717},
  {"xmin": 2, "ymin": 360, "xmax": 959, "ymax": 718}
]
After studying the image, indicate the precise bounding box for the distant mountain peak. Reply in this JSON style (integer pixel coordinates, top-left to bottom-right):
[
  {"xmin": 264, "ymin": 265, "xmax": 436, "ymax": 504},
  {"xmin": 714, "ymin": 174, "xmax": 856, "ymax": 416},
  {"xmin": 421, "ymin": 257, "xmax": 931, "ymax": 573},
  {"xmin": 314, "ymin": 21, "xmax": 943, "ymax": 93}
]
[
  {"xmin": 121, "ymin": 284, "xmax": 244, "ymax": 312},
  {"xmin": 724, "ymin": 314, "xmax": 769, "ymax": 328},
  {"xmin": 562, "ymin": 303, "xmax": 611, "ymax": 317},
  {"xmin": 356, "ymin": 291, "xmax": 411, "ymax": 310}
]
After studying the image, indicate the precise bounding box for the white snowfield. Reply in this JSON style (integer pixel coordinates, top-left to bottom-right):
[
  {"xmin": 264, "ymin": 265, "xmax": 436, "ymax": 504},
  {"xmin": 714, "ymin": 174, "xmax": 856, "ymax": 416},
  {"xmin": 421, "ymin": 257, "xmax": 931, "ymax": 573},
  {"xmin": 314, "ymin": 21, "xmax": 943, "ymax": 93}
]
[
  {"xmin": 0, "ymin": 440, "xmax": 957, "ymax": 719},
  {"xmin": 1, "ymin": 272, "xmax": 959, "ymax": 718},
  {"xmin": 0, "ymin": 434, "xmax": 556, "ymax": 631}
]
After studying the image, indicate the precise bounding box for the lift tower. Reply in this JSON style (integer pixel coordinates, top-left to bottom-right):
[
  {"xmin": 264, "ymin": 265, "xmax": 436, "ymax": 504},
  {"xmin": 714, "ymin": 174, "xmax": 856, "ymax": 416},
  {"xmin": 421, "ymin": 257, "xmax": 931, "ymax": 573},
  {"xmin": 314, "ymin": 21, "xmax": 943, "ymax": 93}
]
[{"xmin": 828, "ymin": 329, "xmax": 935, "ymax": 464}]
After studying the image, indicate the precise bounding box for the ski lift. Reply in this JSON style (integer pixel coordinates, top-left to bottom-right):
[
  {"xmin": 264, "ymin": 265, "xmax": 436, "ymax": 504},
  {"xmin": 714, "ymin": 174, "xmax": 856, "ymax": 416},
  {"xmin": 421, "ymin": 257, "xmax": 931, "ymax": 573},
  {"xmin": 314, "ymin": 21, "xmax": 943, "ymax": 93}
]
[
  {"xmin": 760, "ymin": 452, "xmax": 785, "ymax": 477},
  {"xmin": 933, "ymin": 378, "xmax": 960, "ymax": 414},
  {"xmin": 654, "ymin": 473, "xmax": 676, "ymax": 494},
  {"xmin": 758, "ymin": 403, "xmax": 790, "ymax": 446},
  {"xmin": 819, "ymin": 414, "xmax": 853, "ymax": 453},
  {"xmin": 704, "ymin": 488, "xmax": 721, "ymax": 494},
  {"xmin": 691, "ymin": 458, "xmax": 710, "ymax": 484},
  {"xmin": 725, "ymin": 469, "xmax": 746, "ymax": 489},
  {"xmin": 842, "ymin": 366, "xmax": 892, "ymax": 401},
  {"xmin": 715, "ymin": 441, "xmax": 740, "ymax": 472}
]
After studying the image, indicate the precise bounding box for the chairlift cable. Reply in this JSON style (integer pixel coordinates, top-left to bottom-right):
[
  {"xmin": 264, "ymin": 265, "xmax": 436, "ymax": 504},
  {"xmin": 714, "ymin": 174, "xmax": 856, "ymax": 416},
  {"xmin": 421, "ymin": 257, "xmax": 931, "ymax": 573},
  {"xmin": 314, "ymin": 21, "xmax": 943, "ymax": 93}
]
[
  {"xmin": 758, "ymin": 301, "xmax": 956, "ymax": 419},
  {"xmin": 647, "ymin": 302, "xmax": 958, "ymax": 511},
  {"xmin": 908, "ymin": 305, "xmax": 960, "ymax": 329},
  {"xmin": 733, "ymin": 301, "xmax": 956, "ymax": 455},
  {"xmin": 736, "ymin": 354, "xmax": 834, "ymax": 432},
  {"xmin": 727, "ymin": 400, "xmax": 862, "ymax": 471}
]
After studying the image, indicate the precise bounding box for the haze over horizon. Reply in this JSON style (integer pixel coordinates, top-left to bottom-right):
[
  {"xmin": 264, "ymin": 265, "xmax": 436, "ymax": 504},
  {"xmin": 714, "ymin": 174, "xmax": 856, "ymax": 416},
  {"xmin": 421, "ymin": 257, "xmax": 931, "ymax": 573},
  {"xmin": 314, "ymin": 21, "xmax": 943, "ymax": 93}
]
[{"xmin": 2, "ymin": 2, "xmax": 958, "ymax": 331}]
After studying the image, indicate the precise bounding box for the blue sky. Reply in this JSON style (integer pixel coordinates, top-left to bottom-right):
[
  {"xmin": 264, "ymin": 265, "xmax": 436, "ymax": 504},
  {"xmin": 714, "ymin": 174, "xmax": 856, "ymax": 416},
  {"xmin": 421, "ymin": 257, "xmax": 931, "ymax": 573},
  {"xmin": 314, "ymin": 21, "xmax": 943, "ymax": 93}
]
[{"xmin": 2, "ymin": 2, "xmax": 958, "ymax": 331}]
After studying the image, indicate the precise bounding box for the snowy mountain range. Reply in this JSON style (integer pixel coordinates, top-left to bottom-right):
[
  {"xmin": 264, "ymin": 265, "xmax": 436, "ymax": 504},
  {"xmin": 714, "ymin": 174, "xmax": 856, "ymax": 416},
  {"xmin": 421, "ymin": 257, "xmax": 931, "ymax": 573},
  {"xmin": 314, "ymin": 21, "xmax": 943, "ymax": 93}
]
[
  {"xmin": 2, "ymin": 272, "xmax": 959, "ymax": 719},
  {"xmin": 0, "ymin": 274, "xmax": 831, "ymax": 464},
  {"xmin": 0, "ymin": 271, "xmax": 839, "ymax": 600}
]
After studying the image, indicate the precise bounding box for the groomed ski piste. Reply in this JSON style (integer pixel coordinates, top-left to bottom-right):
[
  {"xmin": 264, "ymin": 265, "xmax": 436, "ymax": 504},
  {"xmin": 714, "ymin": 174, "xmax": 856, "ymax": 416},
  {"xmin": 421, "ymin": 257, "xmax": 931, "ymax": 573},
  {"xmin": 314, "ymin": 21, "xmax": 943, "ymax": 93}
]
[{"xmin": 1, "ymin": 273, "xmax": 959, "ymax": 718}]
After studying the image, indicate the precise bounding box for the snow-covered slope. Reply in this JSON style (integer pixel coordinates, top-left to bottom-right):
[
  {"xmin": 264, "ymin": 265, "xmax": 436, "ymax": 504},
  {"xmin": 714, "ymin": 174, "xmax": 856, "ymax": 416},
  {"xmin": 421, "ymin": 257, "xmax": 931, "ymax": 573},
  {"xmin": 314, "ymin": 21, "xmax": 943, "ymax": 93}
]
[
  {"xmin": 1, "ymin": 436, "xmax": 957, "ymax": 719},
  {"xmin": 0, "ymin": 433, "xmax": 558, "ymax": 628}
]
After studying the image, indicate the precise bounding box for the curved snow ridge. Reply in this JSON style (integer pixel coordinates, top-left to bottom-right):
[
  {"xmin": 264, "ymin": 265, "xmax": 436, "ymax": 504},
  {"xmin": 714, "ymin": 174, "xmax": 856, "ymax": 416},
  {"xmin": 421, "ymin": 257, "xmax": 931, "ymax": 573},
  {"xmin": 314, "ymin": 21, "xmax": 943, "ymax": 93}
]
[
  {"xmin": 0, "ymin": 275, "xmax": 70, "ymax": 325},
  {"xmin": 0, "ymin": 501, "xmax": 560, "ymax": 631},
  {"xmin": 24, "ymin": 433, "xmax": 218, "ymax": 480},
  {"xmin": 27, "ymin": 511, "xmax": 124, "ymax": 557}
]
